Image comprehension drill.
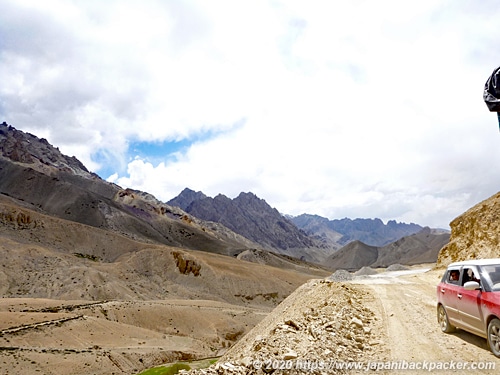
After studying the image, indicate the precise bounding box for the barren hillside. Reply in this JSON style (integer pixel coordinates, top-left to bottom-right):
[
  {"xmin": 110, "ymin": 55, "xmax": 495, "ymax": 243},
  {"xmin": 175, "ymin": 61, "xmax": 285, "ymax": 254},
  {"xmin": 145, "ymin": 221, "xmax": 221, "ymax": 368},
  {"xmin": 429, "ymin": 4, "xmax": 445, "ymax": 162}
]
[
  {"xmin": 0, "ymin": 190, "xmax": 329, "ymax": 374},
  {"xmin": 437, "ymin": 192, "xmax": 500, "ymax": 267},
  {"xmin": 0, "ymin": 226, "xmax": 328, "ymax": 375},
  {"xmin": 325, "ymin": 228, "xmax": 449, "ymax": 271}
]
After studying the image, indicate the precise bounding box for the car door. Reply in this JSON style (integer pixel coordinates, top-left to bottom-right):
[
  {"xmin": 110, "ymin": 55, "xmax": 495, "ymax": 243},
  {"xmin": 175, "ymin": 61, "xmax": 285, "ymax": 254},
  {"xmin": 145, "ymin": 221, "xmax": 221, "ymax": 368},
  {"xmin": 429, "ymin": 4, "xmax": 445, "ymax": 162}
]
[
  {"xmin": 457, "ymin": 266, "xmax": 485, "ymax": 337},
  {"xmin": 439, "ymin": 268, "xmax": 462, "ymax": 325}
]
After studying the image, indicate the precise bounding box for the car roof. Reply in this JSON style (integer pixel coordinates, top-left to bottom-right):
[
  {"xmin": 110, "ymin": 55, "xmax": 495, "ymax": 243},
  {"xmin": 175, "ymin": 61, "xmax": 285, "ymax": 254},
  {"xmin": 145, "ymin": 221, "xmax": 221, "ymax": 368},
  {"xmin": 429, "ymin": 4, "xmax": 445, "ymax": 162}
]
[{"xmin": 447, "ymin": 258, "xmax": 500, "ymax": 268}]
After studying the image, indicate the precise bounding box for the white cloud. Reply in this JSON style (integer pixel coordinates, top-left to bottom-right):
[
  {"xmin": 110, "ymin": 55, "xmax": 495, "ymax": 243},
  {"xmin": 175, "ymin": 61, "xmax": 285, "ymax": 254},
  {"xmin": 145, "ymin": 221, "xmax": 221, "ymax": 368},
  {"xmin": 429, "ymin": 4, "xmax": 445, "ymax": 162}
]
[{"xmin": 2, "ymin": 0, "xmax": 500, "ymax": 228}]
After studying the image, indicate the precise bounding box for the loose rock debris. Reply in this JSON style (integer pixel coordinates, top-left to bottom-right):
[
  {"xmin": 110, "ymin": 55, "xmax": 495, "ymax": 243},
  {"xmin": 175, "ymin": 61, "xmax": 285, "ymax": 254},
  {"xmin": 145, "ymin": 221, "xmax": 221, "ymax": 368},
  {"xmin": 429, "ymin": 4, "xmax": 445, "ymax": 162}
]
[{"xmin": 182, "ymin": 279, "xmax": 387, "ymax": 374}]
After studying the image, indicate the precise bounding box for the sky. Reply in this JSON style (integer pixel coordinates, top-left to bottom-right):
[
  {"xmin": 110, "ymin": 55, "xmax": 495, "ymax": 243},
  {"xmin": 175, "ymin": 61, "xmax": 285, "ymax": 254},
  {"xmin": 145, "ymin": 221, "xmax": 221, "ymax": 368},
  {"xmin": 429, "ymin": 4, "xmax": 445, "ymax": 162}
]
[{"xmin": 1, "ymin": 0, "xmax": 500, "ymax": 229}]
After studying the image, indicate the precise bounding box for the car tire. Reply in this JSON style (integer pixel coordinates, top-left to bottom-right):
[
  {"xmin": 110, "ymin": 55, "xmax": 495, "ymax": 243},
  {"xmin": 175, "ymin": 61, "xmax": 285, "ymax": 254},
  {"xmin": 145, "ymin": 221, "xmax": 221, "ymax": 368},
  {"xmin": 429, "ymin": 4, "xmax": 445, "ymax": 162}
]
[
  {"xmin": 488, "ymin": 318, "xmax": 500, "ymax": 357},
  {"xmin": 437, "ymin": 305, "xmax": 455, "ymax": 333}
]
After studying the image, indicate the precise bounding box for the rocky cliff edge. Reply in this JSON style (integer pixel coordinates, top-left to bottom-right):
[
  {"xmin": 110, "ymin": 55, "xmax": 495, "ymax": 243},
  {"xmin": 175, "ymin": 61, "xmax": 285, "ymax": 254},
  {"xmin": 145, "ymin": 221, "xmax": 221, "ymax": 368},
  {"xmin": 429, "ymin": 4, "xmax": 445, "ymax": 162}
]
[{"xmin": 436, "ymin": 192, "xmax": 500, "ymax": 268}]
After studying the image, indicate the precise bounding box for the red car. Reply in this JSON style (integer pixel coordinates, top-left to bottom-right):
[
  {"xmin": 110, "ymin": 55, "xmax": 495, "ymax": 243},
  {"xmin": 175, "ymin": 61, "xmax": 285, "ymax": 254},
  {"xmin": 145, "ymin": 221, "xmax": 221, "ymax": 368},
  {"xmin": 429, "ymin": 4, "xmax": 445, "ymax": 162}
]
[{"xmin": 437, "ymin": 258, "xmax": 500, "ymax": 357}]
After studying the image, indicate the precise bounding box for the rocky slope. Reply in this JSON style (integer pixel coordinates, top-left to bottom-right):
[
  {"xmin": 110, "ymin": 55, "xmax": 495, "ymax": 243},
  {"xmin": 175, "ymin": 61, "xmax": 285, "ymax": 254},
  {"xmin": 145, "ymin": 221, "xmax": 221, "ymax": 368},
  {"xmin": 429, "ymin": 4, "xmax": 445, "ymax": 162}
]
[
  {"xmin": 0, "ymin": 121, "xmax": 91, "ymax": 177},
  {"xmin": 168, "ymin": 188, "xmax": 208, "ymax": 210},
  {"xmin": 373, "ymin": 227, "xmax": 449, "ymax": 267},
  {"xmin": 437, "ymin": 191, "xmax": 500, "ymax": 267}
]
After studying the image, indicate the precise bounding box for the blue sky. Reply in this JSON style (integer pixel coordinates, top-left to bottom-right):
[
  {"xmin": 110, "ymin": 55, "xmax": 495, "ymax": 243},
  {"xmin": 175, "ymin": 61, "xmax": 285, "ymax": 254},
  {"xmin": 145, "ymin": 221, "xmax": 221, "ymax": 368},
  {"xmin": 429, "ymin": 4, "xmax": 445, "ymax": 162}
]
[
  {"xmin": 95, "ymin": 128, "xmax": 230, "ymax": 179},
  {"xmin": 92, "ymin": 140, "xmax": 190, "ymax": 180},
  {"xmin": 1, "ymin": 0, "xmax": 500, "ymax": 228}
]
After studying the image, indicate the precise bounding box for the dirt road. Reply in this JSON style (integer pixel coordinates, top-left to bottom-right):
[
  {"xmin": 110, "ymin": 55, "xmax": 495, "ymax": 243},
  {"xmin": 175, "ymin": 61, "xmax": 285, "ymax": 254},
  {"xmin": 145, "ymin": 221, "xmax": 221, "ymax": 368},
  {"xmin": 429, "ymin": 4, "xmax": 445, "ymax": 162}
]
[{"xmin": 355, "ymin": 268, "xmax": 500, "ymax": 374}]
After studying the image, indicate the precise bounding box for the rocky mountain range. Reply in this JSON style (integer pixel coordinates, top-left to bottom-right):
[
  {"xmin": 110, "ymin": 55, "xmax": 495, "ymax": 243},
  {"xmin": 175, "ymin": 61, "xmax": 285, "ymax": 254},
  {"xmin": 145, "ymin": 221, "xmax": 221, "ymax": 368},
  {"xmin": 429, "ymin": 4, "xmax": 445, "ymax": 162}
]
[
  {"xmin": 0, "ymin": 120, "xmax": 449, "ymax": 271},
  {"xmin": 290, "ymin": 214, "xmax": 424, "ymax": 247},
  {"xmin": 167, "ymin": 187, "xmax": 448, "ymax": 265}
]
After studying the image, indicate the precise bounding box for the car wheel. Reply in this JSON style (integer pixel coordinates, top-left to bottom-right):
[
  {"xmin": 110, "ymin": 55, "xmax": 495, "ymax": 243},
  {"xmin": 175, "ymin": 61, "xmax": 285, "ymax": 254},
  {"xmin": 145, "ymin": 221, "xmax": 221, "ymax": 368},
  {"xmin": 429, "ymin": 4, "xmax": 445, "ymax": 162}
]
[
  {"xmin": 437, "ymin": 305, "xmax": 455, "ymax": 333},
  {"xmin": 488, "ymin": 318, "xmax": 500, "ymax": 357}
]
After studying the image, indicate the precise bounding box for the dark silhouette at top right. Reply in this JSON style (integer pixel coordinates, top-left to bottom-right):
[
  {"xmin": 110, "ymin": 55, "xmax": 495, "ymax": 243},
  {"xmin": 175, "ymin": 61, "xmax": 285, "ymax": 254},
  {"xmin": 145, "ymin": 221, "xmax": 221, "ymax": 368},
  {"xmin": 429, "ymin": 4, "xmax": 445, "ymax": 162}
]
[{"xmin": 484, "ymin": 65, "xmax": 500, "ymax": 130}]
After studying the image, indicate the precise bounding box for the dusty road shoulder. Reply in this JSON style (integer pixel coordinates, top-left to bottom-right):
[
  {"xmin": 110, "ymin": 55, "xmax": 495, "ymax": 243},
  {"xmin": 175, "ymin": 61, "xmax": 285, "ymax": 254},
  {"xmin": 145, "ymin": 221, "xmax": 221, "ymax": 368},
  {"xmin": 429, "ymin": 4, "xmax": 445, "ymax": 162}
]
[{"xmin": 355, "ymin": 268, "xmax": 500, "ymax": 374}]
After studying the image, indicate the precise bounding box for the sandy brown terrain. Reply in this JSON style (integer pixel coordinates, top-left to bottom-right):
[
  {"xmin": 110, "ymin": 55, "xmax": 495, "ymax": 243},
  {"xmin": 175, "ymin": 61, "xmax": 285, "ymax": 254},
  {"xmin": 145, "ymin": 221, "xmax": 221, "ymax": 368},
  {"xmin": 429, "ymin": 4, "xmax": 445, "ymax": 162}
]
[
  {"xmin": 0, "ymin": 298, "xmax": 271, "ymax": 374},
  {"xmin": 0, "ymin": 189, "xmax": 332, "ymax": 375},
  {"xmin": 0, "ymin": 252, "xmax": 328, "ymax": 375},
  {"xmin": 3, "ymin": 265, "xmax": 500, "ymax": 374}
]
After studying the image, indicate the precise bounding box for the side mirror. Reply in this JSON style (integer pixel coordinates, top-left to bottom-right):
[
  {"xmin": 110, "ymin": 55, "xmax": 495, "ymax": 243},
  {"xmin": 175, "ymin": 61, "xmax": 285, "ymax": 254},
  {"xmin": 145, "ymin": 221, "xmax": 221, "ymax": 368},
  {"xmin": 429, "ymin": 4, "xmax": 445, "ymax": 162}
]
[{"xmin": 464, "ymin": 281, "xmax": 481, "ymax": 290}]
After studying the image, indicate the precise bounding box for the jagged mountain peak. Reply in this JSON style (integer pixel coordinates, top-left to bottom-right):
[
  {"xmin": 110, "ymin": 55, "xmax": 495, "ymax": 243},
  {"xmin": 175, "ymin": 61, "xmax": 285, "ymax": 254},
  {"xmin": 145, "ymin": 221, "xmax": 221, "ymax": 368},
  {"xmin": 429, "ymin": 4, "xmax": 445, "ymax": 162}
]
[
  {"xmin": 167, "ymin": 187, "xmax": 208, "ymax": 211},
  {"xmin": 235, "ymin": 191, "xmax": 259, "ymax": 200},
  {"xmin": 168, "ymin": 188, "xmax": 318, "ymax": 254},
  {"xmin": 234, "ymin": 192, "xmax": 276, "ymax": 211},
  {"xmin": 214, "ymin": 193, "xmax": 231, "ymax": 200}
]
